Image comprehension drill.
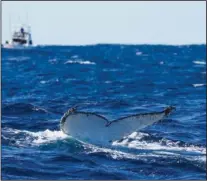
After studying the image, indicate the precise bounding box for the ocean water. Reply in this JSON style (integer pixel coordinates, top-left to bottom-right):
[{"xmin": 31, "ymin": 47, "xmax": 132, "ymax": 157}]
[{"xmin": 1, "ymin": 44, "xmax": 206, "ymax": 180}]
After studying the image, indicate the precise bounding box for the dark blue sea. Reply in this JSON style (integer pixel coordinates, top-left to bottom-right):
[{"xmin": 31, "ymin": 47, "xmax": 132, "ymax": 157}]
[{"xmin": 1, "ymin": 44, "xmax": 206, "ymax": 180}]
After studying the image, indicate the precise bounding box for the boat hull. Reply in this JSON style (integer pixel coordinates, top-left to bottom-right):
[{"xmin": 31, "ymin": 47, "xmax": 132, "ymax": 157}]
[{"xmin": 2, "ymin": 44, "xmax": 34, "ymax": 50}]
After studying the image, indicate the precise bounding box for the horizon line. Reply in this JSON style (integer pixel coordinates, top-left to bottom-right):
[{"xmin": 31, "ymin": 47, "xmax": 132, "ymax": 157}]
[{"xmin": 34, "ymin": 43, "xmax": 206, "ymax": 46}]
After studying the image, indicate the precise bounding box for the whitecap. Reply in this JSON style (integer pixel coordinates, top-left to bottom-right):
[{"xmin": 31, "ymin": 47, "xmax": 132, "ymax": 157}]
[
  {"xmin": 8, "ymin": 56, "xmax": 30, "ymax": 62},
  {"xmin": 193, "ymin": 61, "xmax": 206, "ymax": 65},
  {"xmin": 40, "ymin": 79, "xmax": 59, "ymax": 84},
  {"xmin": 104, "ymin": 81, "xmax": 112, "ymax": 84},
  {"xmin": 64, "ymin": 60, "xmax": 96, "ymax": 65},
  {"xmin": 71, "ymin": 55, "xmax": 79, "ymax": 58},
  {"xmin": 103, "ymin": 68, "xmax": 119, "ymax": 72},
  {"xmin": 48, "ymin": 58, "xmax": 58, "ymax": 64},
  {"xmin": 136, "ymin": 51, "xmax": 142, "ymax": 56},
  {"xmin": 40, "ymin": 80, "xmax": 47, "ymax": 84},
  {"xmin": 193, "ymin": 84, "xmax": 205, "ymax": 87}
]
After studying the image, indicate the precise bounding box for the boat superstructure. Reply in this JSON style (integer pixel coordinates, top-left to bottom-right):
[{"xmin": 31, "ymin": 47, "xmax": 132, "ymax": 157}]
[{"xmin": 3, "ymin": 25, "xmax": 33, "ymax": 49}]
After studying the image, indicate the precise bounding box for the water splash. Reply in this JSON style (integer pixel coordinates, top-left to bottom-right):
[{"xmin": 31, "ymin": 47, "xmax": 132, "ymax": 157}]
[
  {"xmin": 2, "ymin": 128, "xmax": 68, "ymax": 146},
  {"xmin": 112, "ymin": 132, "xmax": 206, "ymax": 155},
  {"xmin": 26, "ymin": 129, "xmax": 68, "ymax": 144}
]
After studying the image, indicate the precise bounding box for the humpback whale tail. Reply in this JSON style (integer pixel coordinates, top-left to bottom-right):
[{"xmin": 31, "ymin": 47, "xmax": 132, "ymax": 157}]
[{"xmin": 60, "ymin": 105, "xmax": 176, "ymax": 145}]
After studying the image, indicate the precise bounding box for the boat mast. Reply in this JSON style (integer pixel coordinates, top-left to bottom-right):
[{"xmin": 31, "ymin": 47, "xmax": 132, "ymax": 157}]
[
  {"xmin": 26, "ymin": 12, "xmax": 28, "ymax": 26},
  {"xmin": 9, "ymin": 14, "xmax": 11, "ymax": 41}
]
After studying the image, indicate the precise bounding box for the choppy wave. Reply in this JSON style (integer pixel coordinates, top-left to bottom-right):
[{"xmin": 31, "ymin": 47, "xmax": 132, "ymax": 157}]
[
  {"xmin": 7, "ymin": 56, "xmax": 30, "ymax": 62},
  {"xmin": 2, "ymin": 103, "xmax": 48, "ymax": 115},
  {"xmin": 2, "ymin": 44, "xmax": 206, "ymax": 180},
  {"xmin": 2, "ymin": 125, "xmax": 206, "ymax": 179}
]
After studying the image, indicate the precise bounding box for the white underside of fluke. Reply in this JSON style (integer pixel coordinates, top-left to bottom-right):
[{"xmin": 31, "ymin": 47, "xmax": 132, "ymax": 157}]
[{"xmin": 60, "ymin": 110, "xmax": 167, "ymax": 145}]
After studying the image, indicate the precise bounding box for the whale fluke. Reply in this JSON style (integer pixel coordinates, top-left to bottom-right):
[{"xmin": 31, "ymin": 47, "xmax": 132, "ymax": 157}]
[{"xmin": 60, "ymin": 106, "xmax": 175, "ymax": 145}]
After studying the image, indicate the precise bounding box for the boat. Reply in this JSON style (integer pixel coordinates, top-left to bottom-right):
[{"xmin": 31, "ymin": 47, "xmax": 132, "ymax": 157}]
[{"xmin": 2, "ymin": 25, "xmax": 34, "ymax": 49}]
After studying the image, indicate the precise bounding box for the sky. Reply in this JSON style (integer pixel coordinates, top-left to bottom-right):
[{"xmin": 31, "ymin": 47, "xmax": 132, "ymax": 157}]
[{"xmin": 2, "ymin": 1, "xmax": 206, "ymax": 45}]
